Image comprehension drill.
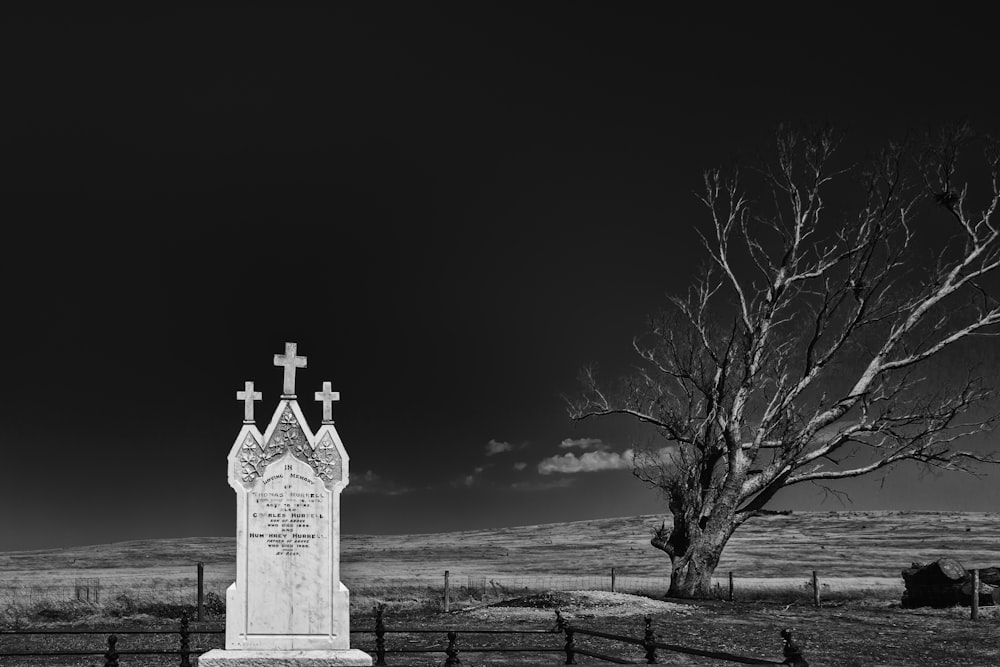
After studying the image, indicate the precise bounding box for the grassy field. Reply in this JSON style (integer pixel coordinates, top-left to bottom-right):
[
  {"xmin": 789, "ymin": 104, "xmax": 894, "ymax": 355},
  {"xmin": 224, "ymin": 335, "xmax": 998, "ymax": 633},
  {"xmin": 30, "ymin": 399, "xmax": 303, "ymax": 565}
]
[
  {"xmin": 2, "ymin": 510, "xmax": 997, "ymax": 600},
  {"xmin": 2, "ymin": 511, "xmax": 1000, "ymax": 665}
]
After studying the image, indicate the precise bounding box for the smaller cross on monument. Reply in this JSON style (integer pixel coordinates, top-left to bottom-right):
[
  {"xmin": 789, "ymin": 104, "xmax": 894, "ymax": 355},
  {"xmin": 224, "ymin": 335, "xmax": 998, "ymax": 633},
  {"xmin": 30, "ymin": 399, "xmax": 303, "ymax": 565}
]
[
  {"xmin": 236, "ymin": 381, "xmax": 263, "ymax": 423},
  {"xmin": 274, "ymin": 342, "xmax": 308, "ymax": 397},
  {"xmin": 315, "ymin": 381, "xmax": 340, "ymax": 423}
]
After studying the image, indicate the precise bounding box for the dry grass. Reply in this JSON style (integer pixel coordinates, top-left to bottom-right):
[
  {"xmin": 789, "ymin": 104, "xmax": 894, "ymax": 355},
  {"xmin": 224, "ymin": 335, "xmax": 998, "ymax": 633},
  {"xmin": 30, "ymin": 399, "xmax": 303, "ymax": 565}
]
[
  {"xmin": 0, "ymin": 510, "xmax": 994, "ymax": 627},
  {"xmin": 4, "ymin": 509, "xmax": 995, "ymax": 577}
]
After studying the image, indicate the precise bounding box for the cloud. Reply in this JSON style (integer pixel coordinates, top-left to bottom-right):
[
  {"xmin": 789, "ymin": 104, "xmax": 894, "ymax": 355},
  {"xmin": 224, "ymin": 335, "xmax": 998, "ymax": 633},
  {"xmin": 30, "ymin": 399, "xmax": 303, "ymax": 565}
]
[
  {"xmin": 537, "ymin": 449, "xmax": 636, "ymax": 475},
  {"xmin": 559, "ymin": 437, "xmax": 609, "ymax": 451},
  {"xmin": 485, "ymin": 439, "xmax": 514, "ymax": 456},
  {"xmin": 512, "ymin": 462, "xmax": 527, "ymax": 471},
  {"xmin": 344, "ymin": 470, "xmax": 413, "ymax": 496}
]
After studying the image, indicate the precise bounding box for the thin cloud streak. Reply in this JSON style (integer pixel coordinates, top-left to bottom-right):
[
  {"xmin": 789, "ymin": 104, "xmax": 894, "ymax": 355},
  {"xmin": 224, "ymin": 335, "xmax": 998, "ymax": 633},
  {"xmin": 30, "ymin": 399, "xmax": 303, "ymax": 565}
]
[
  {"xmin": 538, "ymin": 449, "xmax": 635, "ymax": 474},
  {"xmin": 537, "ymin": 446, "xmax": 679, "ymax": 475},
  {"xmin": 344, "ymin": 470, "xmax": 414, "ymax": 496},
  {"xmin": 559, "ymin": 437, "xmax": 608, "ymax": 451}
]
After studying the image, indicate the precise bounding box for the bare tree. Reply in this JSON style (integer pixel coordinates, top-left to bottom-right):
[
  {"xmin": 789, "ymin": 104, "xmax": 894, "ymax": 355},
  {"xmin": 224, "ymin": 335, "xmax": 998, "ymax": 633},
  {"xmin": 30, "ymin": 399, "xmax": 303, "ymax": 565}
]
[{"xmin": 568, "ymin": 125, "xmax": 1000, "ymax": 597}]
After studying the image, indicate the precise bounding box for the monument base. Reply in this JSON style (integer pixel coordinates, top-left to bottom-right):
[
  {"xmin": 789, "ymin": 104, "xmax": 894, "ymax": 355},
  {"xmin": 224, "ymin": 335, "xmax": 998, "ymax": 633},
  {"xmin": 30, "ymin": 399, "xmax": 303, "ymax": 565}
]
[{"xmin": 197, "ymin": 648, "xmax": 373, "ymax": 666}]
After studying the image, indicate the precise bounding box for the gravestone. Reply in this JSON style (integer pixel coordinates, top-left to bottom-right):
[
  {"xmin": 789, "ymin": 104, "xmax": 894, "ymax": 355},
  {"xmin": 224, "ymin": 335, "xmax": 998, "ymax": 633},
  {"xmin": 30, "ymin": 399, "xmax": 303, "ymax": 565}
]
[{"xmin": 198, "ymin": 343, "xmax": 372, "ymax": 666}]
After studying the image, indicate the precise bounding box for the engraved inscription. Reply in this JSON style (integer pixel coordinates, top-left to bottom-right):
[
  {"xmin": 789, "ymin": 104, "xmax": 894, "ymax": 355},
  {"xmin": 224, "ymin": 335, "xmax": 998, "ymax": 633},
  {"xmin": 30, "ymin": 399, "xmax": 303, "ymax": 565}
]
[
  {"xmin": 247, "ymin": 466, "xmax": 326, "ymax": 557},
  {"xmin": 244, "ymin": 454, "xmax": 333, "ymax": 636}
]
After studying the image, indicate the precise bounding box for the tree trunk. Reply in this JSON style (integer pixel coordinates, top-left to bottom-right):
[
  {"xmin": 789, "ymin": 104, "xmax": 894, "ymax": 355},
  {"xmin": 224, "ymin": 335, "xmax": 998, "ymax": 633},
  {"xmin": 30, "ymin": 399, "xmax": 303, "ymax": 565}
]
[
  {"xmin": 654, "ymin": 517, "xmax": 734, "ymax": 598},
  {"xmin": 667, "ymin": 542, "xmax": 725, "ymax": 597},
  {"xmin": 669, "ymin": 561, "xmax": 715, "ymax": 597}
]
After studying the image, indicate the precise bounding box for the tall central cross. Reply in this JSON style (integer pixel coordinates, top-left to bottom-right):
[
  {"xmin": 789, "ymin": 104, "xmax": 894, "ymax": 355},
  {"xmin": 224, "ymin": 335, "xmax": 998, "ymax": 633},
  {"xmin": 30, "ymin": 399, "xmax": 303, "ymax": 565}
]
[
  {"xmin": 236, "ymin": 381, "xmax": 262, "ymax": 422},
  {"xmin": 314, "ymin": 381, "xmax": 340, "ymax": 423},
  {"xmin": 274, "ymin": 342, "xmax": 308, "ymax": 397}
]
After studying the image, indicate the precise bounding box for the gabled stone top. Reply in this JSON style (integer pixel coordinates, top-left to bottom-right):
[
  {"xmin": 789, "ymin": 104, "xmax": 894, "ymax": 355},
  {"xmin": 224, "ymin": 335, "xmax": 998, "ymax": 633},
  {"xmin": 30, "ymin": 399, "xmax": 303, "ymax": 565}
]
[{"xmin": 229, "ymin": 342, "xmax": 349, "ymax": 492}]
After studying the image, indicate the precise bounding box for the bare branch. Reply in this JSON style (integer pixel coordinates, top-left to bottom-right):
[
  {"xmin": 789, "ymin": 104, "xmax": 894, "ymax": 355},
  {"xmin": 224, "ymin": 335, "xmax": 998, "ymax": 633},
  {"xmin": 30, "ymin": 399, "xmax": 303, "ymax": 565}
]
[{"xmin": 566, "ymin": 124, "xmax": 1000, "ymax": 597}]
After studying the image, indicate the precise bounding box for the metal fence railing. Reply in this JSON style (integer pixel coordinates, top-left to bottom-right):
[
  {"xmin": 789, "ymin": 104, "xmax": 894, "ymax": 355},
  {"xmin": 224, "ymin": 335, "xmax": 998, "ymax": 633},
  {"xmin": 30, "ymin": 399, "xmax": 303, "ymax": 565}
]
[{"xmin": 0, "ymin": 606, "xmax": 809, "ymax": 666}]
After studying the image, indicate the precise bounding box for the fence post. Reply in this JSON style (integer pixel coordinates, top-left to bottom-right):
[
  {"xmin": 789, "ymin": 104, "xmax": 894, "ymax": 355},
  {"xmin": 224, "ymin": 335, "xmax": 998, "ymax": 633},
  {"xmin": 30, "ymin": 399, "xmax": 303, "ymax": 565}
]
[
  {"xmin": 812, "ymin": 570, "xmax": 820, "ymax": 608},
  {"xmin": 563, "ymin": 625, "xmax": 577, "ymax": 665},
  {"xmin": 781, "ymin": 628, "xmax": 807, "ymax": 667},
  {"xmin": 444, "ymin": 630, "xmax": 461, "ymax": 666},
  {"xmin": 972, "ymin": 568, "xmax": 980, "ymax": 621},
  {"xmin": 444, "ymin": 570, "xmax": 450, "ymax": 612},
  {"xmin": 643, "ymin": 616, "xmax": 658, "ymax": 664},
  {"xmin": 104, "ymin": 634, "xmax": 119, "ymax": 667},
  {"xmin": 197, "ymin": 562, "xmax": 204, "ymax": 622},
  {"xmin": 611, "ymin": 568, "xmax": 616, "ymax": 593},
  {"xmin": 728, "ymin": 572, "xmax": 734, "ymax": 602},
  {"xmin": 179, "ymin": 612, "xmax": 191, "ymax": 667},
  {"xmin": 374, "ymin": 603, "xmax": 387, "ymax": 666}
]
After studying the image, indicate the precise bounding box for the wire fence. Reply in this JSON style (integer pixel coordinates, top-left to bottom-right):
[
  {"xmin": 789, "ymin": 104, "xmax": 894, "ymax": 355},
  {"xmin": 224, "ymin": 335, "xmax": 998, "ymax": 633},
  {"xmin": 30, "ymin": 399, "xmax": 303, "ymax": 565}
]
[
  {"xmin": 0, "ymin": 580, "xmax": 230, "ymax": 609},
  {"xmin": 429, "ymin": 574, "xmax": 666, "ymax": 595},
  {"xmin": 365, "ymin": 572, "xmax": 902, "ymax": 598},
  {"xmin": 0, "ymin": 567, "xmax": 905, "ymax": 614}
]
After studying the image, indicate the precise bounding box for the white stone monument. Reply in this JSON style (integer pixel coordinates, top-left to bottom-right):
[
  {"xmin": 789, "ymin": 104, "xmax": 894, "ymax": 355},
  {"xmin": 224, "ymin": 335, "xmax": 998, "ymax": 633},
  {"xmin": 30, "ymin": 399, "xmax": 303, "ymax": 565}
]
[{"xmin": 198, "ymin": 343, "xmax": 372, "ymax": 666}]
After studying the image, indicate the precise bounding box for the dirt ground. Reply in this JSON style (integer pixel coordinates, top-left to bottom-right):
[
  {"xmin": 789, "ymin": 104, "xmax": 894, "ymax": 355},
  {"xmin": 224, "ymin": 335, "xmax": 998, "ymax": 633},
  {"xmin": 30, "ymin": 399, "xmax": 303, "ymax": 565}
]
[
  {"xmin": 3, "ymin": 592, "xmax": 999, "ymax": 666},
  {"xmin": 369, "ymin": 593, "xmax": 1000, "ymax": 666}
]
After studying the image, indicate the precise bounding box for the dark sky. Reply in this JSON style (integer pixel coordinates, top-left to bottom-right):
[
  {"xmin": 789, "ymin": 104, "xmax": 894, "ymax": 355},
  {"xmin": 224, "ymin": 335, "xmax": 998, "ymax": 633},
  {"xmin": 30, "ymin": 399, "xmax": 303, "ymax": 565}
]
[{"xmin": 3, "ymin": 6, "xmax": 1000, "ymax": 551}]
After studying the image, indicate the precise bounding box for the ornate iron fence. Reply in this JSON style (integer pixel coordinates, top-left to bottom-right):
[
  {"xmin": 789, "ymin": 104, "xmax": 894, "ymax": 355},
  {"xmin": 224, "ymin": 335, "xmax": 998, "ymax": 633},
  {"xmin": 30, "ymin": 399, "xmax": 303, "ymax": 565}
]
[{"xmin": 0, "ymin": 606, "xmax": 808, "ymax": 666}]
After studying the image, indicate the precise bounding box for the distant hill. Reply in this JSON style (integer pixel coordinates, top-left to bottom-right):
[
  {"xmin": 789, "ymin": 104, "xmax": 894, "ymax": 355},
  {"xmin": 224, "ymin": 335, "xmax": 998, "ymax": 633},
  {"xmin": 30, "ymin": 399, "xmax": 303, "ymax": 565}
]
[{"xmin": 3, "ymin": 512, "xmax": 998, "ymax": 580}]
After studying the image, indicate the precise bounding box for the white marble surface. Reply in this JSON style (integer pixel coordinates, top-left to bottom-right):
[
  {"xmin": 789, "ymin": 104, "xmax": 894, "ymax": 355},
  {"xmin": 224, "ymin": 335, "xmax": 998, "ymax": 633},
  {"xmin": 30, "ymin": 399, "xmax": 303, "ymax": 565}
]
[
  {"xmin": 197, "ymin": 648, "xmax": 372, "ymax": 666},
  {"xmin": 315, "ymin": 380, "xmax": 340, "ymax": 423},
  {"xmin": 273, "ymin": 342, "xmax": 307, "ymax": 396},
  {"xmin": 224, "ymin": 398, "xmax": 352, "ymax": 651},
  {"xmin": 236, "ymin": 381, "xmax": 262, "ymax": 422}
]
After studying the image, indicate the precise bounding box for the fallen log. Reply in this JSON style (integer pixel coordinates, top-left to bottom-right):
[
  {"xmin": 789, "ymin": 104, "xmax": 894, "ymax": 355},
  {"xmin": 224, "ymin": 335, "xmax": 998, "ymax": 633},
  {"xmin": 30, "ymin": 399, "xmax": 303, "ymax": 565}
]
[
  {"xmin": 901, "ymin": 583, "xmax": 963, "ymax": 608},
  {"xmin": 901, "ymin": 559, "xmax": 966, "ymax": 608},
  {"xmin": 900, "ymin": 558, "xmax": 966, "ymax": 587},
  {"xmin": 901, "ymin": 559, "xmax": 1000, "ymax": 608}
]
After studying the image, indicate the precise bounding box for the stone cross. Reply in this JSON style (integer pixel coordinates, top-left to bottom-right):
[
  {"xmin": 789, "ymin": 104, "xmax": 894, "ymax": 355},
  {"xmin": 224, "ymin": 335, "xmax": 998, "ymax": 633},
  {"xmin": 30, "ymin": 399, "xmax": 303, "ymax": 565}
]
[
  {"xmin": 315, "ymin": 381, "xmax": 340, "ymax": 423},
  {"xmin": 236, "ymin": 381, "xmax": 262, "ymax": 422},
  {"xmin": 273, "ymin": 342, "xmax": 307, "ymax": 396}
]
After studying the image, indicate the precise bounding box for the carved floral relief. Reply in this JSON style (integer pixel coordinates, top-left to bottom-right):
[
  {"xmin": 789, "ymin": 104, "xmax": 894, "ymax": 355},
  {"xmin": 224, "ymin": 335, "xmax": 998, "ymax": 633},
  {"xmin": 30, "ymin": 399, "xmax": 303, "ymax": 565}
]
[{"xmin": 238, "ymin": 404, "xmax": 343, "ymax": 489}]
